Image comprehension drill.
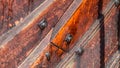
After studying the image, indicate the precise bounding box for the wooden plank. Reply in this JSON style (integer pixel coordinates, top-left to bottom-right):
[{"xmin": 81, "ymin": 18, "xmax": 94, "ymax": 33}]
[
  {"xmin": 19, "ymin": 0, "xmax": 84, "ymax": 67},
  {"xmin": 61, "ymin": 31, "xmax": 101, "ymax": 68},
  {"xmin": 80, "ymin": 4, "xmax": 119, "ymax": 67},
  {"xmin": 106, "ymin": 51, "xmax": 120, "ymax": 68},
  {"xmin": 0, "ymin": 0, "xmax": 54, "ymax": 48},
  {"xmin": 102, "ymin": 0, "xmax": 111, "ymax": 11},
  {"xmin": 50, "ymin": 0, "xmax": 83, "ymax": 40},
  {"xmin": 104, "ymin": 6, "xmax": 118, "ymax": 63},
  {"xmin": 31, "ymin": 0, "xmax": 99, "ymax": 67},
  {"xmin": 117, "ymin": 6, "xmax": 120, "ymax": 53},
  {"xmin": 57, "ymin": 0, "xmax": 118, "ymax": 67},
  {"xmin": 0, "ymin": 0, "xmax": 45, "ymax": 35},
  {"xmin": 18, "ymin": 29, "xmax": 53, "ymax": 68},
  {"xmin": 52, "ymin": 0, "xmax": 99, "ymax": 51},
  {"xmin": 0, "ymin": 0, "xmax": 73, "ymax": 68},
  {"xmin": 78, "ymin": 8, "xmax": 118, "ymax": 66}
]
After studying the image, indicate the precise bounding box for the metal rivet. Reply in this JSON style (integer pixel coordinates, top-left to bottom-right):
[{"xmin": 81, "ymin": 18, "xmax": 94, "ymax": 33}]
[
  {"xmin": 38, "ymin": 19, "xmax": 48, "ymax": 30},
  {"xmin": 65, "ymin": 34, "xmax": 73, "ymax": 44},
  {"xmin": 75, "ymin": 47, "xmax": 83, "ymax": 56},
  {"xmin": 115, "ymin": 0, "xmax": 120, "ymax": 7},
  {"xmin": 45, "ymin": 52, "xmax": 50, "ymax": 61}
]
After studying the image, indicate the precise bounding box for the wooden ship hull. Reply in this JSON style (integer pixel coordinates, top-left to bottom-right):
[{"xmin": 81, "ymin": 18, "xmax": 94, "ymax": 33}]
[{"xmin": 0, "ymin": 0, "xmax": 120, "ymax": 68}]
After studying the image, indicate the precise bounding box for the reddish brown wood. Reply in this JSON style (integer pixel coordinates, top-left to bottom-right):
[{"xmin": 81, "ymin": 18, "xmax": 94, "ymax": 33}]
[
  {"xmin": 104, "ymin": 7, "xmax": 118, "ymax": 63},
  {"xmin": 105, "ymin": 51, "xmax": 120, "ymax": 68},
  {"xmin": 18, "ymin": 0, "xmax": 84, "ymax": 67},
  {"xmin": 76, "ymin": 31, "xmax": 100, "ymax": 68},
  {"xmin": 102, "ymin": 0, "xmax": 110, "ymax": 10},
  {"xmin": 52, "ymin": 1, "xmax": 119, "ymax": 68},
  {"xmin": 78, "ymin": 4, "xmax": 118, "ymax": 68},
  {"xmin": 0, "ymin": 0, "xmax": 45, "ymax": 35},
  {"xmin": 0, "ymin": 0, "xmax": 73, "ymax": 68},
  {"xmin": 30, "ymin": 0, "xmax": 99, "ymax": 67},
  {"xmin": 18, "ymin": 29, "xmax": 53, "ymax": 68},
  {"xmin": 52, "ymin": 0, "xmax": 98, "ymax": 52},
  {"xmin": 0, "ymin": 0, "xmax": 119, "ymax": 68}
]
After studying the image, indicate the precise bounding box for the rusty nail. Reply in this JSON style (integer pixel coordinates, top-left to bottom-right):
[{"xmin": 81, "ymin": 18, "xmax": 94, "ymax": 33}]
[
  {"xmin": 45, "ymin": 52, "xmax": 50, "ymax": 61},
  {"xmin": 38, "ymin": 19, "xmax": 48, "ymax": 30},
  {"xmin": 65, "ymin": 34, "xmax": 73, "ymax": 44},
  {"xmin": 115, "ymin": 0, "xmax": 120, "ymax": 7},
  {"xmin": 75, "ymin": 47, "xmax": 83, "ymax": 56}
]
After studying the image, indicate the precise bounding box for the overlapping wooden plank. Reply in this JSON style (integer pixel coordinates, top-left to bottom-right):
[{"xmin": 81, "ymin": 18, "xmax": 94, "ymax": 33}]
[
  {"xmin": 18, "ymin": 29, "xmax": 53, "ymax": 68},
  {"xmin": 50, "ymin": 0, "xmax": 83, "ymax": 40},
  {"xmin": 59, "ymin": 31, "xmax": 101, "ymax": 68},
  {"xmin": 78, "ymin": 8, "xmax": 118, "ymax": 66},
  {"xmin": 0, "ymin": 0, "xmax": 74, "ymax": 68},
  {"xmin": 31, "ymin": 0, "xmax": 99, "ymax": 67},
  {"xmin": 57, "ymin": 0, "xmax": 118, "ymax": 67},
  {"xmin": 19, "ymin": 0, "xmax": 84, "ymax": 67}
]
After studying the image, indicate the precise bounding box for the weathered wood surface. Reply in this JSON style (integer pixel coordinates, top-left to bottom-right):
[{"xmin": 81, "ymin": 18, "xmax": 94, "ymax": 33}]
[
  {"xmin": 80, "ymin": 6, "xmax": 118, "ymax": 67},
  {"xmin": 18, "ymin": 0, "xmax": 84, "ymax": 67},
  {"xmin": 117, "ymin": 6, "xmax": 120, "ymax": 54},
  {"xmin": 0, "ymin": 0, "xmax": 74, "ymax": 68},
  {"xmin": 52, "ymin": 0, "xmax": 98, "ymax": 51},
  {"xmin": 105, "ymin": 6, "xmax": 120, "ymax": 68},
  {"xmin": 106, "ymin": 51, "xmax": 120, "ymax": 68},
  {"xmin": 30, "ymin": 0, "xmax": 99, "ymax": 67},
  {"xmin": 57, "ymin": 0, "xmax": 119, "ymax": 68},
  {"xmin": 18, "ymin": 29, "xmax": 53, "ymax": 68},
  {"xmin": 102, "ymin": 0, "xmax": 110, "ymax": 11},
  {"xmin": 0, "ymin": 0, "xmax": 119, "ymax": 68},
  {"xmin": 0, "ymin": 0, "xmax": 45, "ymax": 35},
  {"xmin": 104, "ymin": 6, "xmax": 118, "ymax": 63}
]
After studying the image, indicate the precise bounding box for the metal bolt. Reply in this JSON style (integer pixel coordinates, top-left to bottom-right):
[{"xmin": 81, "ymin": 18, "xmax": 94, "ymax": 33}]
[
  {"xmin": 45, "ymin": 52, "xmax": 50, "ymax": 61},
  {"xmin": 38, "ymin": 19, "xmax": 48, "ymax": 30},
  {"xmin": 65, "ymin": 34, "xmax": 73, "ymax": 44},
  {"xmin": 115, "ymin": 0, "xmax": 120, "ymax": 7},
  {"xmin": 75, "ymin": 47, "xmax": 83, "ymax": 56}
]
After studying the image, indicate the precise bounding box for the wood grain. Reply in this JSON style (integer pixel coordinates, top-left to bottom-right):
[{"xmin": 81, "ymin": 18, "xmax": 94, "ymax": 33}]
[
  {"xmin": 78, "ymin": 4, "xmax": 118, "ymax": 67},
  {"xmin": 18, "ymin": 29, "xmax": 53, "ymax": 68},
  {"xmin": 106, "ymin": 51, "xmax": 120, "ymax": 68},
  {"xmin": 0, "ymin": 0, "xmax": 45, "ymax": 35},
  {"xmin": 0, "ymin": 0, "xmax": 118, "ymax": 68},
  {"xmin": 31, "ymin": 0, "xmax": 99, "ymax": 67},
  {"xmin": 52, "ymin": 0, "xmax": 98, "ymax": 52},
  {"xmin": 19, "ymin": 0, "xmax": 84, "ymax": 67},
  {"xmin": 57, "ymin": 1, "xmax": 118, "ymax": 68},
  {"xmin": 0, "ymin": 0, "xmax": 73, "ymax": 68},
  {"xmin": 78, "ymin": 3, "xmax": 118, "ymax": 68}
]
